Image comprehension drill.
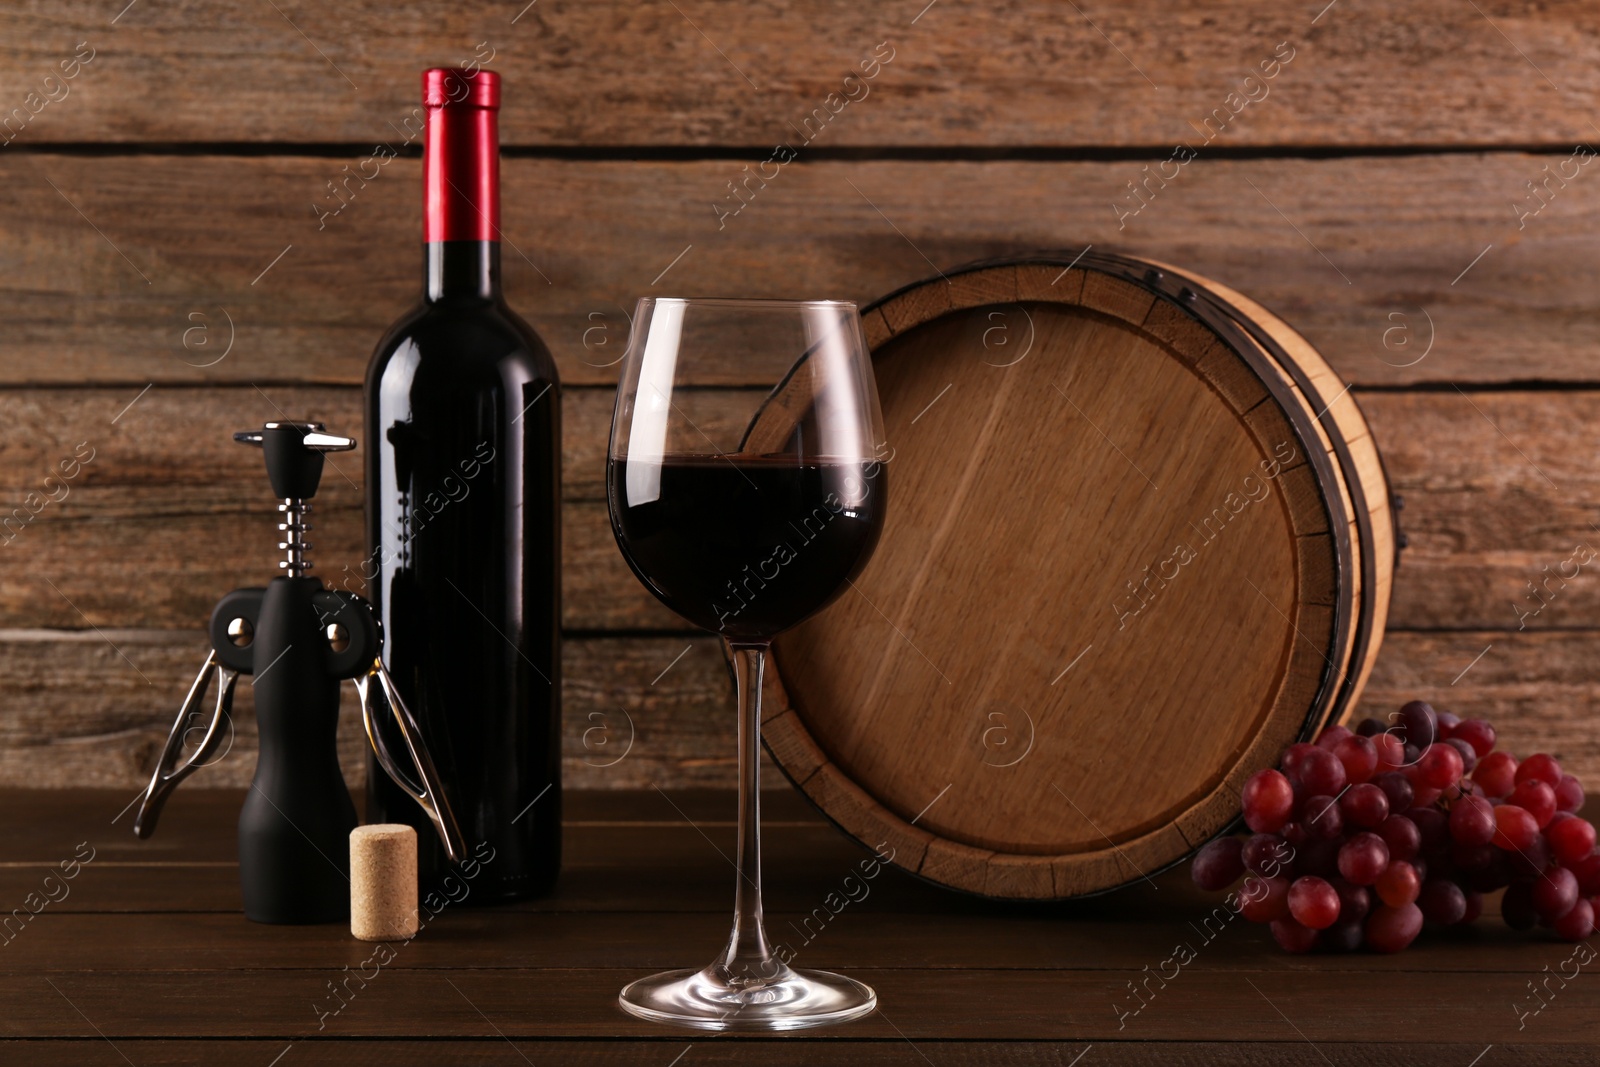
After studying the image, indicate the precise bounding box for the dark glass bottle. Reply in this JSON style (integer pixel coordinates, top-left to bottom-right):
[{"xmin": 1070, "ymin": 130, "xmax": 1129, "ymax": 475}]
[{"xmin": 364, "ymin": 67, "xmax": 560, "ymax": 901}]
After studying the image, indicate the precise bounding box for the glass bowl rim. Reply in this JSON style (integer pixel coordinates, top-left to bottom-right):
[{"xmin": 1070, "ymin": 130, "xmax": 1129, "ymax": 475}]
[{"xmin": 638, "ymin": 296, "xmax": 858, "ymax": 310}]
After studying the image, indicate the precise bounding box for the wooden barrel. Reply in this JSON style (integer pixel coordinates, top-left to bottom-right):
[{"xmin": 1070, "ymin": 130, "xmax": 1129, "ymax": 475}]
[{"xmin": 761, "ymin": 253, "xmax": 1396, "ymax": 900}]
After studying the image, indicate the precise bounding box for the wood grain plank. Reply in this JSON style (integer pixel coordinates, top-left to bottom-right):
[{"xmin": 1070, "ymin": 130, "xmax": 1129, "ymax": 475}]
[
  {"xmin": 0, "ymin": 628, "xmax": 1597, "ymax": 797},
  {"xmin": 0, "ymin": 787, "xmax": 822, "ymax": 864},
  {"xmin": 0, "ymin": 492, "xmax": 667, "ymax": 631},
  {"xmin": 0, "ymin": 385, "xmax": 681, "ymax": 632},
  {"xmin": 5, "ymin": 1043, "xmax": 1586, "ymax": 1067},
  {"xmin": 8, "ymin": 387, "xmax": 1600, "ymax": 634},
  {"xmin": 0, "ymin": 789, "xmax": 967, "ymax": 916},
  {"xmin": 0, "ymin": 632, "xmax": 739, "ymax": 791},
  {"xmin": 0, "ymin": 967, "xmax": 1591, "ymax": 1042},
  {"xmin": 0, "ymin": 837, "xmax": 963, "ymax": 918},
  {"xmin": 0, "ymin": 902, "xmax": 1573, "ymax": 975},
  {"xmin": 1361, "ymin": 630, "xmax": 1600, "ymax": 772},
  {"xmin": 0, "ymin": 382, "xmax": 670, "ymax": 502},
  {"xmin": 1, "ymin": 155, "xmax": 1596, "ymax": 388},
  {"xmin": 0, "ymin": 827, "xmax": 948, "ymax": 919},
  {"xmin": 1367, "ymin": 390, "xmax": 1600, "ymax": 631},
  {"xmin": 3, "ymin": 2, "xmax": 1598, "ymax": 148}
]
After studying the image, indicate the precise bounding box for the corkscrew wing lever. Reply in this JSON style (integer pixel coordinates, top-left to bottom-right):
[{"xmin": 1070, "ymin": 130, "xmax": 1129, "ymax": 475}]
[
  {"xmin": 133, "ymin": 651, "xmax": 239, "ymax": 839},
  {"xmin": 356, "ymin": 658, "xmax": 466, "ymax": 865}
]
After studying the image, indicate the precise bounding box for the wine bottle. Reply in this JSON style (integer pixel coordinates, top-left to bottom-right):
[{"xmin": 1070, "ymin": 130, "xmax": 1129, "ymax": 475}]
[{"xmin": 364, "ymin": 67, "xmax": 561, "ymax": 901}]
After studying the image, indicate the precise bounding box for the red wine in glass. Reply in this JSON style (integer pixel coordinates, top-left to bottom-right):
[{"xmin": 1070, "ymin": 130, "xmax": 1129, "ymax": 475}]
[{"xmin": 608, "ymin": 455, "xmax": 886, "ymax": 641}]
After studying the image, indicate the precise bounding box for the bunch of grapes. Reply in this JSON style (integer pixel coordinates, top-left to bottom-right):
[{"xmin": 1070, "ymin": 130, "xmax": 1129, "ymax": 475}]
[{"xmin": 1190, "ymin": 701, "xmax": 1599, "ymax": 953}]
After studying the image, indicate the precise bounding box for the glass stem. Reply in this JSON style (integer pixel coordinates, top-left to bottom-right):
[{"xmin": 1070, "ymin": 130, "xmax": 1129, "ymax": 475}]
[{"xmin": 718, "ymin": 642, "xmax": 780, "ymax": 985}]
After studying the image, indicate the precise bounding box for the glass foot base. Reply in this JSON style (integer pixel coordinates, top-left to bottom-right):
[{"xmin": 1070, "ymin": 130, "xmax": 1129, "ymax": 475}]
[{"xmin": 619, "ymin": 960, "xmax": 877, "ymax": 1032}]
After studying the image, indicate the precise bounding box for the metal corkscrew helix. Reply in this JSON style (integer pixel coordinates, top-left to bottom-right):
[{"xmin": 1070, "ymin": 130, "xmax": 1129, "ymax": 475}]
[{"xmin": 133, "ymin": 420, "xmax": 463, "ymax": 924}]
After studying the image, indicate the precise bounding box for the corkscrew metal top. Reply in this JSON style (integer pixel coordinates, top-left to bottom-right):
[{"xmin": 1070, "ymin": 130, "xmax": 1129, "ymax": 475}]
[{"xmin": 234, "ymin": 421, "xmax": 356, "ymax": 577}]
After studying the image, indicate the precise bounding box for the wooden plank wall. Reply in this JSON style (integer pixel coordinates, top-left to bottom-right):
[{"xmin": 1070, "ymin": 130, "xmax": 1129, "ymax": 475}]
[{"xmin": 2, "ymin": 1, "xmax": 1599, "ymax": 789}]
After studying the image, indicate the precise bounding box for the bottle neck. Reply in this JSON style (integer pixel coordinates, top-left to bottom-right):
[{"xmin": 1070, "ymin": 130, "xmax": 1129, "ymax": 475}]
[
  {"xmin": 421, "ymin": 69, "xmax": 500, "ymax": 304},
  {"xmin": 425, "ymin": 241, "xmax": 501, "ymax": 302}
]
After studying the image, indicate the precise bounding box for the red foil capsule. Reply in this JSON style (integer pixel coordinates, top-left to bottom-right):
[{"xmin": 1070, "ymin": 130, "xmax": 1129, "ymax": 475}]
[{"xmin": 422, "ymin": 68, "xmax": 500, "ymax": 243}]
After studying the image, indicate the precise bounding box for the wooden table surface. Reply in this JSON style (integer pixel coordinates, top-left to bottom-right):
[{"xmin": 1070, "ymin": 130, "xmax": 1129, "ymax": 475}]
[{"xmin": 0, "ymin": 787, "xmax": 1593, "ymax": 1065}]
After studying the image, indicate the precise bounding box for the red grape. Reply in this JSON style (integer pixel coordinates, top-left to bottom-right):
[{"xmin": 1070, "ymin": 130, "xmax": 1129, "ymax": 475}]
[
  {"xmin": 1417, "ymin": 878, "xmax": 1466, "ymax": 925},
  {"xmin": 1297, "ymin": 836, "xmax": 1342, "ymax": 880},
  {"xmin": 1570, "ymin": 854, "xmax": 1600, "ymax": 897},
  {"xmin": 1452, "ymin": 840, "xmax": 1496, "ymax": 872},
  {"xmin": 1355, "ymin": 717, "xmax": 1387, "ymax": 737},
  {"xmin": 1374, "ymin": 771, "xmax": 1414, "ymax": 813},
  {"xmin": 1448, "ymin": 794, "xmax": 1496, "ymax": 847},
  {"xmin": 1318, "ymin": 917, "xmax": 1364, "ymax": 953},
  {"xmin": 1548, "ymin": 816, "xmax": 1596, "ymax": 864},
  {"xmin": 1270, "ymin": 917, "xmax": 1319, "ymax": 953},
  {"xmin": 1373, "ymin": 733, "xmax": 1406, "ymax": 773},
  {"xmin": 1492, "ymin": 805, "xmax": 1540, "ymax": 851},
  {"xmin": 1280, "ymin": 742, "xmax": 1320, "ymax": 780},
  {"xmin": 1242, "ymin": 769, "xmax": 1295, "ymax": 833},
  {"xmin": 1241, "ymin": 833, "xmax": 1294, "ymax": 878},
  {"xmin": 1443, "ymin": 737, "xmax": 1478, "ymax": 774},
  {"xmin": 1337, "ymin": 780, "xmax": 1388, "ymax": 831},
  {"xmin": 1338, "ymin": 832, "xmax": 1390, "ymax": 886},
  {"xmin": 1509, "ymin": 834, "xmax": 1553, "ymax": 881},
  {"xmin": 1554, "ymin": 897, "xmax": 1595, "ymax": 942},
  {"xmin": 1296, "ymin": 748, "xmax": 1348, "ymax": 797},
  {"xmin": 1410, "ymin": 785, "xmax": 1443, "ymax": 809},
  {"xmin": 1436, "ymin": 710, "xmax": 1461, "ymax": 737},
  {"xmin": 1413, "ymin": 743, "xmax": 1462, "ymax": 790},
  {"xmin": 1378, "ymin": 814, "xmax": 1421, "ymax": 862},
  {"xmin": 1396, "ymin": 700, "xmax": 1439, "ymax": 750},
  {"xmin": 1330, "ymin": 877, "xmax": 1371, "ymax": 924},
  {"xmin": 1375, "ymin": 861, "xmax": 1421, "ymax": 907},
  {"xmin": 1474, "ymin": 751, "xmax": 1518, "ymax": 798},
  {"xmin": 1554, "ymin": 774, "xmax": 1585, "ymax": 814},
  {"xmin": 1502, "ymin": 882, "xmax": 1537, "ymax": 930},
  {"xmin": 1288, "ymin": 875, "xmax": 1341, "ymax": 929},
  {"xmin": 1507, "ymin": 779, "xmax": 1557, "ymax": 828},
  {"xmin": 1333, "ymin": 735, "xmax": 1378, "ymax": 785},
  {"xmin": 1466, "ymin": 850, "xmax": 1513, "ymax": 893},
  {"xmin": 1516, "ymin": 753, "xmax": 1563, "ymax": 788},
  {"xmin": 1532, "ymin": 866, "xmax": 1580, "ymax": 921},
  {"xmin": 1191, "ymin": 837, "xmax": 1246, "ymax": 890},
  {"xmin": 1461, "ymin": 889, "xmax": 1484, "ymax": 924},
  {"xmin": 1365, "ymin": 902, "xmax": 1424, "ymax": 952},
  {"xmin": 1453, "ymin": 719, "xmax": 1497, "ymax": 758},
  {"xmin": 1340, "ymin": 783, "xmax": 1390, "ymax": 829},
  {"xmin": 1316, "ymin": 724, "xmax": 1352, "ymax": 751},
  {"xmin": 1409, "ymin": 807, "xmax": 1449, "ymax": 853},
  {"xmin": 1303, "ymin": 795, "xmax": 1343, "ymax": 839},
  {"xmin": 1240, "ymin": 875, "xmax": 1291, "ymax": 923}
]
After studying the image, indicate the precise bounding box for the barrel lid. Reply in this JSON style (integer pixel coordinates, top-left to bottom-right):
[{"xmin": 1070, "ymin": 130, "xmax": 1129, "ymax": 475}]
[{"xmin": 762, "ymin": 254, "xmax": 1383, "ymax": 899}]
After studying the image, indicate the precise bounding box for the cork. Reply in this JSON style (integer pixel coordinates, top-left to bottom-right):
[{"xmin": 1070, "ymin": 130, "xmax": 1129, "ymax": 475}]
[{"xmin": 349, "ymin": 824, "xmax": 418, "ymax": 941}]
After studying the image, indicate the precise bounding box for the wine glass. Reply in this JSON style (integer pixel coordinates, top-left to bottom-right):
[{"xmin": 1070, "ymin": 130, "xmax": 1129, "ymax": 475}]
[{"xmin": 606, "ymin": 298, "xmax": 889, "ymax": 1031}]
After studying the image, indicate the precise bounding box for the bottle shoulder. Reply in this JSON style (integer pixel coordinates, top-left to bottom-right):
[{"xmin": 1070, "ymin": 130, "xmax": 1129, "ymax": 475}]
[{"xmin": 367, "ymin": 299, "xmax": 560, "ymax": 387}]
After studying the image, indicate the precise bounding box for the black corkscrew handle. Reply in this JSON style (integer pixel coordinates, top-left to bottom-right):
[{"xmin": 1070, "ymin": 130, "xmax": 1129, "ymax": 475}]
[
  {"xmin": 234, "ymin": 421, "xmax": 356, "ymax": 498},
  {"xmin": 133, "ymin": 420, "xmax": 463, "ymax": 924}
]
